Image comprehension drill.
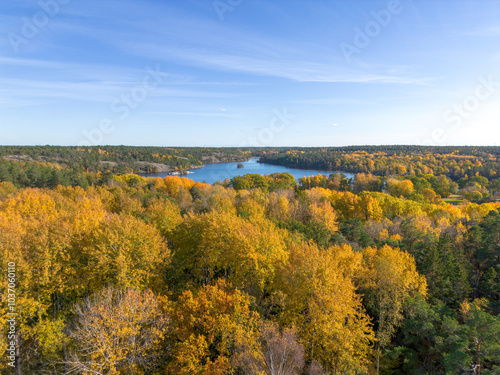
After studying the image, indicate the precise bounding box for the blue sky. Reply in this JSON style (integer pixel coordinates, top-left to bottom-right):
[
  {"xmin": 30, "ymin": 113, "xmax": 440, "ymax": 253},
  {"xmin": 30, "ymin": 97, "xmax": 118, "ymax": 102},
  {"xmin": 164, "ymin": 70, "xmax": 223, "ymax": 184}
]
[{"xmin": 1, "ymin": 0, "xmax": 500, "ymax": 146}]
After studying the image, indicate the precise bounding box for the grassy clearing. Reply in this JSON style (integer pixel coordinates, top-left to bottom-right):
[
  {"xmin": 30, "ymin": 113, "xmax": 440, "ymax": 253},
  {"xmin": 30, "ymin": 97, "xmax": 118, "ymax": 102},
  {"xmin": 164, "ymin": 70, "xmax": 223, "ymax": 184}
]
[{"xmin": 443, "ymin": 194, "xmax": 464, "ymax": 205}]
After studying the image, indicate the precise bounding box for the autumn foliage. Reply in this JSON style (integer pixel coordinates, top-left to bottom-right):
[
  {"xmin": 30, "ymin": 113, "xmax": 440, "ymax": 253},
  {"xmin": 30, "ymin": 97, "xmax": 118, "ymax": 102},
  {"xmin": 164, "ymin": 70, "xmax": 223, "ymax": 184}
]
[{"xmin": 0, "ymin": 167, "xmax": 500, "ymax": 374}]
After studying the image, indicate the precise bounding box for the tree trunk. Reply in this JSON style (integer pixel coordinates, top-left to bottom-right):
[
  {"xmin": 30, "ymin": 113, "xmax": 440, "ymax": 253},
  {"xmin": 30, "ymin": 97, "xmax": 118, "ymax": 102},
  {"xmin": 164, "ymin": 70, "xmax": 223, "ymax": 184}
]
[{"xmin": 376, "ymin": 345, "xmax": 381, "ymax": 375}]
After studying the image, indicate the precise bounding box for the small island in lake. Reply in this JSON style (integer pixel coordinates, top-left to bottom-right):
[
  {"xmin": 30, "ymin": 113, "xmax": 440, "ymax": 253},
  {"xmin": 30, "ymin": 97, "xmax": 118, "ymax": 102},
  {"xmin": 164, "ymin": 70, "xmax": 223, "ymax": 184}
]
[{"xmin": 237, "ymin": 163, "xmax": 244, "ymax": 168}]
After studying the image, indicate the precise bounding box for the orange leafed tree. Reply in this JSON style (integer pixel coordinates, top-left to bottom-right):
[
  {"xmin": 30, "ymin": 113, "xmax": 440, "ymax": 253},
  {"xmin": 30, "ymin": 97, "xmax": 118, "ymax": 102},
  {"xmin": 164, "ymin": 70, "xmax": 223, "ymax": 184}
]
[{"xmin": 168, "ymin": 280, "xmax": 260, "ymax": 375}]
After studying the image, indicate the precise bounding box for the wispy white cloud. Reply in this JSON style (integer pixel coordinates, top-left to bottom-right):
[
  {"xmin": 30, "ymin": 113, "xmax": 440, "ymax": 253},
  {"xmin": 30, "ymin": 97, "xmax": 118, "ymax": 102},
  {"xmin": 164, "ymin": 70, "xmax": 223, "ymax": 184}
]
[
  {"xmin": 143, "ymin": 111, "xmax": 239, "ymax": 118},
  {"xmin": 0, "ymin": 75, "xmax": 237, "ymax": 107},
  {"xmin": 0, "ymin": 57, "xmax": 153, "ymax": 83},
  {"xmin": 42, "ymin": 2, "xmax": 429, "ymax": 85},
  {"xmin": 125, "ymin": 43, "xmax": 427, "ymax": 84},
  {"xmin": 0, "ymin": 54, "xmax": 244, "ymax": 107},
  {"xmin": 291, "ymin": 98, "xmax": 377, "ymax": 106},
  {"xmin": 0, "ymin": 57, "xmax": 259, "ymax": 88},
  {"xmin": 459, "ymin": 25, "xmax": 500, "ymax": 37},
  {"xmin": 4, "ymin": 0, "xmax": 490, "ymax": 147}
]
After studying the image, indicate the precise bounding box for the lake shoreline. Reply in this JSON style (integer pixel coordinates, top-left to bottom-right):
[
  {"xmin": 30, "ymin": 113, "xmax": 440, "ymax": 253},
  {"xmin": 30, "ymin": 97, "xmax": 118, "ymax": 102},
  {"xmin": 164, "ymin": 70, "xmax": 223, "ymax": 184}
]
[{"xmin": 139, "ymin": 157, "xmax": 354, "ymax": 184}]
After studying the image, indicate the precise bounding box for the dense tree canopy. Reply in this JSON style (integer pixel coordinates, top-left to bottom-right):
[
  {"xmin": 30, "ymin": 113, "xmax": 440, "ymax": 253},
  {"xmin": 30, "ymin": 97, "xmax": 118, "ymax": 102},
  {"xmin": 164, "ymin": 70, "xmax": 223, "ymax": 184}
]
[{"xmin": 1, "ymin": 146, "xmax": 500, "ymax": 374}]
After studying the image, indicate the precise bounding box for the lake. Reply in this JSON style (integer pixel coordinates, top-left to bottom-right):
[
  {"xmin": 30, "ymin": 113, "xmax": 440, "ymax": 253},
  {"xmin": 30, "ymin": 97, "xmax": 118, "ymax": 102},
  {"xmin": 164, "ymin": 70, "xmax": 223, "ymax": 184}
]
[{"xmin": 140, "ymin": 158, "xmax": 354, "ymax": 184}]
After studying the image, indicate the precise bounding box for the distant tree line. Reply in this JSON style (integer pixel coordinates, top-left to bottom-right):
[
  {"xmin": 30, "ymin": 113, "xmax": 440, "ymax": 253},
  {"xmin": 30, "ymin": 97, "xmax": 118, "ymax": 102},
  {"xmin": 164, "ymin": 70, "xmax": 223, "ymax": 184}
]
[
  {"xmin": 0, "ymin": 146, "xmax": 253, "ymax": 188},
  {"xmin": 0, "ymin": 145, "xmax": 251, "ymax": 175},
  {"xmin": 259, "ymin": 146, "xmax": 500, "ymax": 181}
]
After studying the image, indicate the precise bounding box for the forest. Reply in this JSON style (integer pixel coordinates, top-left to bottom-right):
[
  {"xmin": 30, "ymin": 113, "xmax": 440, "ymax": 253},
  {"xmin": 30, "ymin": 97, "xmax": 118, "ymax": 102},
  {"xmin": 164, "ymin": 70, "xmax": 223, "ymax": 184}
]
[
  {"xmin": 1, "ymin": 146, "xmax": 500, "ymax": 374},
  {"xmin": 0, "ymin": 146, "xmax": 251, "ymax": 188},
  {"xmin": 260, "ymin": 146, "xmax": 500, "ymax": 187}
]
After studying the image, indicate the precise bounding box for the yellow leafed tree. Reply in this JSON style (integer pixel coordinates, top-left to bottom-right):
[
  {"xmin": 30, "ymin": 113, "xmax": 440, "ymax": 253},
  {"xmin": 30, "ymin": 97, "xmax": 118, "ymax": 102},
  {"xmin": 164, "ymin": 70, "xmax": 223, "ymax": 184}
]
[
  {"xmin": 278, "ymin": 242, "xmax": 375, "ymax": 374},
  {"xmin": 359, "ymin": 244, "xmax": 427, "ymax": 373},
  {"xmin": 168, "ymin": 280, "xmax": 260, "ymax": 375},
  {"xmin": 65, "ymin": 287, "xmax": 168, "ymax": 375},
  {"xmin": 171, "ymin": 211, "xmax": 288, "ymax": 295}
]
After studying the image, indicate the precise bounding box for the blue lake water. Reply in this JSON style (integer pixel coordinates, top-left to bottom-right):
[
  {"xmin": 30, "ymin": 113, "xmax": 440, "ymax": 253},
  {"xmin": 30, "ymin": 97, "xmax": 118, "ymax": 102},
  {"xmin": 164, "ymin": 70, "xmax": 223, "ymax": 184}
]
[{"xmin": 140, "ymin": 158, "xmax": 354, "ymax": 185}]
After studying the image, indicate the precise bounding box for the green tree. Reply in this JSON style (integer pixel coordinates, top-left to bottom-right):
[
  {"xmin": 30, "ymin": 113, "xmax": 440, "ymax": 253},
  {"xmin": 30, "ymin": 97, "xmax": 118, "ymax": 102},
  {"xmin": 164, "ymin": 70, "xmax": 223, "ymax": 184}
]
[
  {"xmin": 386, "ymin": 296, "xmax": 469, "ymax": 374},
  {"xmin": 360, "ymin": 245, "xmax": 427, "ymax": 374},
  {"xmin": 421, "ymin": 234, "xmax": 470, "ymax": 307}
]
